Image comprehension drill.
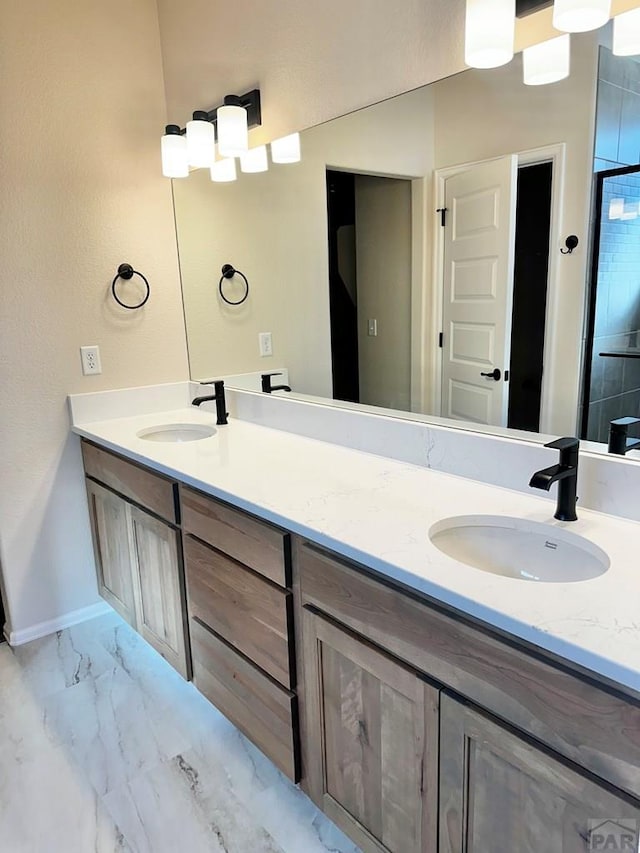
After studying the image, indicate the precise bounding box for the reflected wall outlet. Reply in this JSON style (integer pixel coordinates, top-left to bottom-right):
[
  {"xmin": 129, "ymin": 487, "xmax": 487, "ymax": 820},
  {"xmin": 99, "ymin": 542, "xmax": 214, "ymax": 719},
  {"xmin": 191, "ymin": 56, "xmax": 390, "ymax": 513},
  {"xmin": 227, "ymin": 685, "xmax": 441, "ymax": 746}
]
[
  {"xmin": 80, "ymin": 345, "xmax": 102, "ymax": 375},
  {"xmin": 259, "ymin": 332, "xmax": 273, "ymax": 357}
]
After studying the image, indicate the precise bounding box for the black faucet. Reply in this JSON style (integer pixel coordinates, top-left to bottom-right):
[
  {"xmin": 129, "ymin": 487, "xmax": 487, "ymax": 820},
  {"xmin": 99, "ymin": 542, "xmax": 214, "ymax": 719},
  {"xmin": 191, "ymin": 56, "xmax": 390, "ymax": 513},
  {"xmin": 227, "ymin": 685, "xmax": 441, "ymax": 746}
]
[
  {"xmin": 608, "ymin": 417, "xmax": 640, "ymax": 455},
  {"xmin": 529, "ymin": 437, "xmax": 579, "ymax": 522},
  {"xmin": 261, "ymin": 372, "xmax": 291, "ymax": 393},
  {"xmin": 191, "ymin": 379, "xmax": 228, "ymax": 425}
]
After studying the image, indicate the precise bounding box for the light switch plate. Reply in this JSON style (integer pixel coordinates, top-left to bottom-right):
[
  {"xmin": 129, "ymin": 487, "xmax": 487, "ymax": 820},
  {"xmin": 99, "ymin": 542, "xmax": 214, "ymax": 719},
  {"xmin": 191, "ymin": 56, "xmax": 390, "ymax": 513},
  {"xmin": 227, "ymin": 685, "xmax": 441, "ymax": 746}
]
[{"xmin": 368, "ymin": 319, "xmax": 378, "ymax": 337}]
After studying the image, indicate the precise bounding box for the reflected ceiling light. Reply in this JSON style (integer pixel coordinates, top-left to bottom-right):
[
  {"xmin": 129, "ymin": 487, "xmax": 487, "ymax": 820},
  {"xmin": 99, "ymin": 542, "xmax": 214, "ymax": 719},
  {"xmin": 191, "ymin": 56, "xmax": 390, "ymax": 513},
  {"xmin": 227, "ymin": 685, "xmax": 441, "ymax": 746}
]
[
  {"xmin": 271, "ymin": 132, "xmax": 301, "ymax": 164},
  {"xmin": 240, "ymin": 145, "xmax": 269, "ymax": 173},
  {"xmin": 210, "ymin": 158, "xmax": 237, "ymax": 183},
  {"xmin": 523, "ymin": 34, "xmax": 570, "ymax": 85},
  {"xmin": 217, "ymin": 95, "xmax": 249, "ymax": 158},
  {"xmin": 161, "ymin": 125, "xmax": 189, "ymax": 178},
  {"xmin": 186, "ymin": 111, "xmax": 216, "ymax": 168},
  {"xmin": 552, "ymin": 0, "xmax": 611, "ymax": 33},
  {"xmin": 465, "ymin": 0, "xmax": 515, "ymax": 69},
  {"xmin": 609, "ymin": 198, "xmax": 625, "ymax": 219},
  {"xmin": 613, "ymin": 8, "xmax": 640, "ymax": 56}
]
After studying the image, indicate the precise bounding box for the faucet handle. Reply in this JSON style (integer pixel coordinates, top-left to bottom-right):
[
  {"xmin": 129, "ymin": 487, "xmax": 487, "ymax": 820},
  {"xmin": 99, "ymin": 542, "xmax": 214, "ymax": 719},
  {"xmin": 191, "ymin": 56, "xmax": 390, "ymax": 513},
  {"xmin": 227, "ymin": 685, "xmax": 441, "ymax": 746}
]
[{"xmin": 544, "ymin": 437, "xmax": 579, "ymax": 451}]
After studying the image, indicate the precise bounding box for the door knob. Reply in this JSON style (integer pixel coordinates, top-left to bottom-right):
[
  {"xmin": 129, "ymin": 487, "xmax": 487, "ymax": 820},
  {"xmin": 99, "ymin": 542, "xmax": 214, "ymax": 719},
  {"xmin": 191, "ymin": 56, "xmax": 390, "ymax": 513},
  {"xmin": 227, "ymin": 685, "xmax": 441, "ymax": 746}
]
[{"xmin": 480, "ymin": 368, "xmax": 501, "ymax": 380}]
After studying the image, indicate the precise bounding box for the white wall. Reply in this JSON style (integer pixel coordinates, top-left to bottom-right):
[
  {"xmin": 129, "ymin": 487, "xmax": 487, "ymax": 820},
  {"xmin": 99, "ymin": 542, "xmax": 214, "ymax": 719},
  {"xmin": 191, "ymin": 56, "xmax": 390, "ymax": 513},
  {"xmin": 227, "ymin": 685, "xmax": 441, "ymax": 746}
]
[
  {"xmin": 432, "ymin": 36, "xmax": 599, "ymax": 433},
  {"xmin": 175, "ymin": 87, "xmax": 435, "ymax": 397},
  {"xmin": 0, "ymin": 0, "xmax": 189, "ymax": 638}
]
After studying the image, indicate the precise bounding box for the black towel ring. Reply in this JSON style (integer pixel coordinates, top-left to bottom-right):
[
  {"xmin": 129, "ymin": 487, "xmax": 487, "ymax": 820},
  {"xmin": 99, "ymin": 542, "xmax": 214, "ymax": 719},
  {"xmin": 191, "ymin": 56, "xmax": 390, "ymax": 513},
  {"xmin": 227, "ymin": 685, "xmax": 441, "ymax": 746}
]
[
  {"xmin": 218, "ymin": 264, "xmax": 249, "ymax": 306},
  {"xmin": 111, "ymin": 263, "xmax": 150, "ymax": 310}
]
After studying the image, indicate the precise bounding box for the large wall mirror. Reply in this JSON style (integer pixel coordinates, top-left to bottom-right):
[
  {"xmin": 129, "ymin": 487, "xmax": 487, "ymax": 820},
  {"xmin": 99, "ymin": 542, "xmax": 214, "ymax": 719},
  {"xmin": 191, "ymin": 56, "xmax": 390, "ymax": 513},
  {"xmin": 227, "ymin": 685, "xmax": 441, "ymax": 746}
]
[{"xmin": 174, "ymin": 28, "xmax": 640, "ymax": 456}]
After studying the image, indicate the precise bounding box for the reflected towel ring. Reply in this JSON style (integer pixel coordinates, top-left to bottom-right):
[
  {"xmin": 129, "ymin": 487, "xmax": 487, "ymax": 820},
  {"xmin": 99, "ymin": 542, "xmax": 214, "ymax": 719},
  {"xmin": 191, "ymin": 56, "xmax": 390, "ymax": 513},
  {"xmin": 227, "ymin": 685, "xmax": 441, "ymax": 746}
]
[
  {"xmin": 218, "ymin": 264, "xmax": 249, "ymax": 306},
  {"xmin": 111, "ymin": 263, "xmax": 150, "ymax": 310}
]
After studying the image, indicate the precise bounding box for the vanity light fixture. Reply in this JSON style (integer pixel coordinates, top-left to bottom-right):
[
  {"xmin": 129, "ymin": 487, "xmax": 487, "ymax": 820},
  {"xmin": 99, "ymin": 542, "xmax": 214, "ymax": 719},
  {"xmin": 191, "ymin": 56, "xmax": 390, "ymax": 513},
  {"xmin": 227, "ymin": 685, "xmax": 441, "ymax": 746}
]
[
  {"xmin": 465, "ymin": 0, "xmax": 515, "ymax": 68},
  {"xmin": 186, "ymin": 111, "xmax": 216, "ymax": 167},
  {"xmin": 210, "ymin": 158, "xmax": 237, "ymax": 183},
  {"xmin": 240, "ymin": 145, "xmax": 269, "ymax": 173},
  {"xmin": 271, "ymin": 132, "xmax": 301, "ymax": 164},
  {"xmin": 552, "ymin": 0, "xmax": 611, "ymax": 32},
  {"xmin": 161, "ymin": 125, "xmax": 189, "ymax": 178},
  {"xmin": 217, "ymin": 95, "xmax": 250, "ymax": 158},
  {"xmin": 613, "ymin": 7, "xmax": 640, "ymax": 55},
  {"xmin": 523, "ymin": 33, "xmax": 570, "ymax": 85}
]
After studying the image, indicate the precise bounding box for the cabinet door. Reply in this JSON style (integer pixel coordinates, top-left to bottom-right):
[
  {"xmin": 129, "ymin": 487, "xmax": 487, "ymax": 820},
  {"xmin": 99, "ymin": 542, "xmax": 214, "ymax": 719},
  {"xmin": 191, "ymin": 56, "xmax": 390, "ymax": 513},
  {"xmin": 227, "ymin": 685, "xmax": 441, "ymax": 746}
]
[
  {"xmin": 86, "ymin": 479, "xmax": 137, "ymax": 627},
  {"xmin": 302, "ymin": 608, "xmax": 439, "ymax": 853},
  {"xmin": 129, "ymin": 505, "xmax": 189, "ymax": 678},
  {"xmin": 439, "ymin": 693, "xmax": 640, "ymax": 853}
]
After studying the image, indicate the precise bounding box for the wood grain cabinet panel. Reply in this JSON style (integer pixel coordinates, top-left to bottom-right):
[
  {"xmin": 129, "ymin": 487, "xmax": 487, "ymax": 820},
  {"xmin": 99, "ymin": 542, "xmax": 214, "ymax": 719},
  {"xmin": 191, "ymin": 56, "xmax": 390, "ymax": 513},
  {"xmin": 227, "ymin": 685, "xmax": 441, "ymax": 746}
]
[
  {"xmin": 191, "ymin": 620, "xmax": 299, "ymax": 782},
  {"xmin": 86, "ymin": 479, "xmax": 137, "ymax": 627},
  {"xmin": 439, "ymin": 694, "xmax": 640, "ymax": 853},
  {"xmin": 129, "ymin": 505, "xmax": 189, "ymax": 679},
  {"xmin": 180, "ymin": 485, "xmax": 289, "ymax": 587},
  {"xmin": 82, "ymin": 440, "xmax": 177, "ymax": 523},
  {"xmin": 301, "ymin": 608, "xmax": 439, "ymax": 853},
  {"xmin": 184, "ymin": 535, "xmax": 293, "ymax": 688}
]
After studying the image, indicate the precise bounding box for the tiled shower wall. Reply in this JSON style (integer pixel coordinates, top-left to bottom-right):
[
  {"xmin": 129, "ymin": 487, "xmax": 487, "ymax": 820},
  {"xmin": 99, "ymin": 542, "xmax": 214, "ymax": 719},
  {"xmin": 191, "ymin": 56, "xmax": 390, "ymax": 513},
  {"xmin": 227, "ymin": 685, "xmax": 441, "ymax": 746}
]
[{"xmin": 587, "ymin": 49, "xmax": 640, "ymax": 442}]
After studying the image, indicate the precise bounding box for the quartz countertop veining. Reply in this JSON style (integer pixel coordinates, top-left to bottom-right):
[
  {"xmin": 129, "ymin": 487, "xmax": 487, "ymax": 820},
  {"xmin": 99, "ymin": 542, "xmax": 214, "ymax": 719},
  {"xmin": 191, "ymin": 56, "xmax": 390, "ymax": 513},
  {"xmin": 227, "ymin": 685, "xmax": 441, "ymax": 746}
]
[{"xmin": 73, "ymin": 406, "xmax": 640, "ymax": 696}]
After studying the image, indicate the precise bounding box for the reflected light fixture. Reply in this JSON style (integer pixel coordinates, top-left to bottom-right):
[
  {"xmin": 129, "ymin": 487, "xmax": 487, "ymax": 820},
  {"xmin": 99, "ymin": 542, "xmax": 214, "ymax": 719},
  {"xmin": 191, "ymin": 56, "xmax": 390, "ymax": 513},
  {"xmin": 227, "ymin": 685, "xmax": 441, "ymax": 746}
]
[
  {"xmin": 210, "ymin": 158, "xmax": 237, "ymax": 183},
  {"xmin": 240, "ymin": 145, "xmax": 269, "ymax": 173},
  {"xmin": 465, "ymin": 0, "xmax": 515, "ymax": 68},
  {"xmin": 186, "ymin": 111, "xmax": 216, "ymax": 168},
  {"xmin": 523, "ymin": 33, "xmax": 571, "ymax": 85},
  {"xmin": 217, "ymin": 95, "xmax": 249, "ymax": 158},
  {"xmin": 613, "ymin": 8, "xmax": 640, "ymax": 56},
  {"xmin": 161, "ymin": 125, "xmax": 189, "ymax": 178},
  {"xmin": 552, "ymin": 0, "xmax": 611, "ymax": 33},
  {"xmin": 271, "ymin": 132, "xmax": 301, "ymax": 164}
]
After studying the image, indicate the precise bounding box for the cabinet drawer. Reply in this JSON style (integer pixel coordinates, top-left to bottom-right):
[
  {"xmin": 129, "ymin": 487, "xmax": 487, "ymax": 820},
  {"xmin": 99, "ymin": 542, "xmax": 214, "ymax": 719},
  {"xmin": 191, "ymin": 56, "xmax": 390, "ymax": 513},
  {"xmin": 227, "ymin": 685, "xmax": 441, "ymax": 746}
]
[
  {"xmin": 82, "ymin": 441, "xmax": 177, "ymax": 523},
  {"xmin": 180, "ymin": 485, "xmax": 289, "ymax": 587},
  {"xmin": 191, "ymin": 620, "xmax": 299, "ymax": 782},
  {"xmin": 184, "ymin": 535, "xmax": 294, "ymax": 688},
  {"xmin": 296, "ymin": 539, "xmax": 640, "ymax": 801}
]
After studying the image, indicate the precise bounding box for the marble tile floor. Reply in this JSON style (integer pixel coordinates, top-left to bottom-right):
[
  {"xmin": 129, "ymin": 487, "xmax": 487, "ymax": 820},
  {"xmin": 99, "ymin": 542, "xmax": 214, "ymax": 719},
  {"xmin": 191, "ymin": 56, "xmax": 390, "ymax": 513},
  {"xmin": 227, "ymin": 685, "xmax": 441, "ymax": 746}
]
[{"xmin": 0, "ymin": 610, "xmax": 361, "ymax": 853}]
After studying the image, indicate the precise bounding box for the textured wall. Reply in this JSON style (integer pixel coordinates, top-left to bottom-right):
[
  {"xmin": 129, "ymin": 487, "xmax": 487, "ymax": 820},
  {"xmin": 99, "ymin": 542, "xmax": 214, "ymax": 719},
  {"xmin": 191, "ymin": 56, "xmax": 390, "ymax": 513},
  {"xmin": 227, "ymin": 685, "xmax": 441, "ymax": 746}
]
[{"xmin": 0, "ymin": 0, "xmax": 189, "ymax": 637}]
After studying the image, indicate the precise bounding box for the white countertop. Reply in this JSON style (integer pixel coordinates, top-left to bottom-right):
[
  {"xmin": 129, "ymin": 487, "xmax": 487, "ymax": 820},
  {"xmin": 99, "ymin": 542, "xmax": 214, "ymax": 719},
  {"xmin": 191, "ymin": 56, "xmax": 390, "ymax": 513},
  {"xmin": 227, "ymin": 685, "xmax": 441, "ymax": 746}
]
[{"xmin": 73, "ymin": 407, "xmax": 640, "ymax": 696}]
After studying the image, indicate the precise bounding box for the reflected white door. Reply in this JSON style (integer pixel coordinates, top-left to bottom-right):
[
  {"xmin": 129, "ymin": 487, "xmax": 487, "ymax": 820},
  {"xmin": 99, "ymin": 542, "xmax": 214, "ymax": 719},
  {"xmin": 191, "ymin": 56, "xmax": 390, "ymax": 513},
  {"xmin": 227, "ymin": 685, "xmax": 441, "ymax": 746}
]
[{"xmin": 441, "ymin": 156, "xmax": 518, "ymax": 427}]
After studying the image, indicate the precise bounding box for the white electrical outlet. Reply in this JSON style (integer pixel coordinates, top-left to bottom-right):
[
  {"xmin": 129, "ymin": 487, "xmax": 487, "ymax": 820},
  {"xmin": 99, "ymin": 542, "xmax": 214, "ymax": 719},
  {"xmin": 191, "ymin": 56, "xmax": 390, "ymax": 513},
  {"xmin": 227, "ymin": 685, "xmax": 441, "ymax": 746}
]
[
  {"xmin": 80, "ymin": 345, "xmax": 102, "ymax": 376},
  {"xmin": 259, "ymin": 332, "xmax": 273, "ymax": 357}
]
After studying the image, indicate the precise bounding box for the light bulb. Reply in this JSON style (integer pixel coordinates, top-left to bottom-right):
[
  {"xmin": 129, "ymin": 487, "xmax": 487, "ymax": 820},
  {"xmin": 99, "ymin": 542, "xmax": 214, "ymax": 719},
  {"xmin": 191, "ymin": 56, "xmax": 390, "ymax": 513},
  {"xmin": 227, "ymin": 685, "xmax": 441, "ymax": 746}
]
[
  {"xmin": 271, "ymin": 133, "xmax": 301, "ymax": 164},
  {"xmin": 217, "ymin": 96, "xmax": 249, "ymax": 157},
  {"xmin": 552, "ymin": 0, "xmax": 611, "ymax": 33},
  {"xmin": 210, "ymin": 158, "xmax": 237, "ymax": 182},
  {"xmin": 613, "ymin": 8, "xmax": 640, "ymax": 56},
  {"xmin": 185, "ymin": 111, "xmax": 215, "ymax": 168},
  {"xmin": 161, "ymin": 125, "xmax": 188, "ymax": 178},
  {"xmin": 465, "ymin": 0, "xmax": 515, "ymax": 69},
  {"xmin": 240, "ymin": 145, "xmax": 268, "ymax": 173},
  {"xmin": 523, "ymin": 34, "xmax": 570, "ymax": 86}
]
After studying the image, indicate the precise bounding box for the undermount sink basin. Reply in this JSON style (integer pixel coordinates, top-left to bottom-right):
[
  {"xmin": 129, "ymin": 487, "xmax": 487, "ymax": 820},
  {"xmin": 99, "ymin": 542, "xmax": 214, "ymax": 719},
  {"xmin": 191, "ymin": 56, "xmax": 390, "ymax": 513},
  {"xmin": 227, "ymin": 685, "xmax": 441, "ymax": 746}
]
[
  {"xmin": 136, "ymin": 423, "xmax": 217, "ymax": 443},
  {"xmin": 429, "ymin": 515, "xmax": 609, "ymax": 583}
]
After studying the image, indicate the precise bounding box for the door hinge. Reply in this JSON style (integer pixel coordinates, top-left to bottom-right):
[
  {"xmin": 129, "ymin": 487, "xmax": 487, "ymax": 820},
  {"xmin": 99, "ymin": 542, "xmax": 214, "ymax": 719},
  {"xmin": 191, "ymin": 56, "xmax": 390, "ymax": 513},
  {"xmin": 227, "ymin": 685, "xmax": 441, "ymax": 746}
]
[
  {"xmin": 436, "ymin": 207, "xmax": 447, "ymax": 227},
  {"xmin": 439, "ymin": 332, "xmax": 444, "ymax": 348}
]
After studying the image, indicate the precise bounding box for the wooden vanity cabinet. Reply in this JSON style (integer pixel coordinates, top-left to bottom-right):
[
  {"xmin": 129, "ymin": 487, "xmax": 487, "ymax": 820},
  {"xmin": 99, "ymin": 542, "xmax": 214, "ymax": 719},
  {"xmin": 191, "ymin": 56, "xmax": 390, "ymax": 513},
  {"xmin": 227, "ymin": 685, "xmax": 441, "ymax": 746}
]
[{"xmin": 82, "ymin": 440, "xmax": 189, "ymax": 678}]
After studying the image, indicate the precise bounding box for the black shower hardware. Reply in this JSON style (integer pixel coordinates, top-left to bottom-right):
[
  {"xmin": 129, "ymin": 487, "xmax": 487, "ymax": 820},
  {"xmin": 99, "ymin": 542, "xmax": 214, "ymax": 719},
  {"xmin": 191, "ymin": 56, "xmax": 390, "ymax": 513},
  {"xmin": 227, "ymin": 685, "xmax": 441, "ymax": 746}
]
[
  {"xmin": 261, "ymin": 372, "xmax": 292, "ymax": 393},
  {"xmin": 111, "ymin": 263, "xmax": 150, "ymax": 309},
  {"xmin": 560, "ymin": 235, "xmax": 579, "ymax": 255},
  {"xmin": 608, "ymin": 417, "xmax": 640, "ymax": 455},
  {"xmin": 529, "ymin": 437, "xmax": 579, "ymax": 521},
  {"xmin": 191, "ymin": 379, "xmax": 228, "ymax": 425},
  {"xmin": 219, "ymin": 264, "xmax": 249, "ymax": 306}
]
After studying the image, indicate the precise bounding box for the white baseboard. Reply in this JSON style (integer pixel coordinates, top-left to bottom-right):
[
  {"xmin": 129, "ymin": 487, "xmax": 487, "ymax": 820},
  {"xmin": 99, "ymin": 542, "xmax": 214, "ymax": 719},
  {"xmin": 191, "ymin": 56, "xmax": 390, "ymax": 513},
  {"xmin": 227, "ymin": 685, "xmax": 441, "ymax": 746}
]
[{"xmin": 4, "ymin": 601, "xmax": 112, "ymax": 646}]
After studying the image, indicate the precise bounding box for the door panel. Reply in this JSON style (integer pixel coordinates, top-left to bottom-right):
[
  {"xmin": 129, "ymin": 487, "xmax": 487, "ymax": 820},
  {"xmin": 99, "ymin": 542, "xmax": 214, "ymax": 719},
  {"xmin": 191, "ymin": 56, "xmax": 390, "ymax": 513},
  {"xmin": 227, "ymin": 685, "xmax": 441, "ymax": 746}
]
[
  {"xmin": 302, "ymin": 608, "xmax": 439, "ymax": 853},
  {"xmin": 441, "ymin": 156, "xmax": 518, "ymax": 427},
  {"xmin": 130, "ymin": 505, "xmax": 189, "ymax": 678},
  {"xmin": 86, "ymin": 479, "xmax": 136, "ymax": 627},
  {"xmin": 439, "ymin": 694, "xmax": 640, "ymax": 853}
]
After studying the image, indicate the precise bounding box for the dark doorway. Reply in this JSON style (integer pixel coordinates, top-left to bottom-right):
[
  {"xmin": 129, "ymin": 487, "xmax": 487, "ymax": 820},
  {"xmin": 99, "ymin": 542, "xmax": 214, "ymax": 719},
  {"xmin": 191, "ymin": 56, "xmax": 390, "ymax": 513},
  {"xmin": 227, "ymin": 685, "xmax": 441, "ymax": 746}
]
[
  {"xmin": 327, "ymin": 171, "xmax": 359, "ymax": 402},
  {"xmin": 508, "ymin": 161, "xmax": 553, "ymax": 432}
]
